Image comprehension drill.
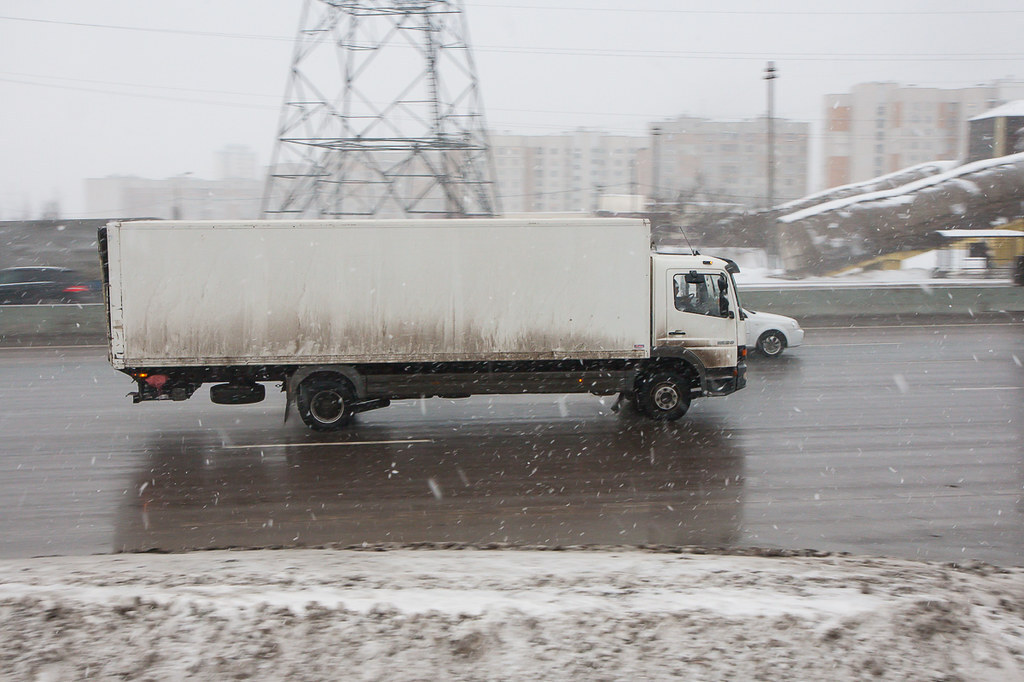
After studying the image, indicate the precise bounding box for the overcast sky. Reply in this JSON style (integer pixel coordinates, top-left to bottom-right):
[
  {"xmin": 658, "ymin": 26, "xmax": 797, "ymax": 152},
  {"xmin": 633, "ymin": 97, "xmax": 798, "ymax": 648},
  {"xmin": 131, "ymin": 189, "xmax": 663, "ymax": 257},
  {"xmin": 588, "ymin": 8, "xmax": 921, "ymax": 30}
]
[{"xmin": 1, "ymin": 0, "xmax": 1022, "ymax": 217}]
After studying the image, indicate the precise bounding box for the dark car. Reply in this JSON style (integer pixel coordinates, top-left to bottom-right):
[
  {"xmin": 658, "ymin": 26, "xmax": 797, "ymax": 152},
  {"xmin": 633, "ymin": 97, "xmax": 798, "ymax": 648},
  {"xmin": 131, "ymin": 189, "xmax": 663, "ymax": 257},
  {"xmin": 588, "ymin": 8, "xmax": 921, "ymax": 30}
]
[{"xmin": 0, "ymin": 267, "xmax": 100, "ymax": 305}]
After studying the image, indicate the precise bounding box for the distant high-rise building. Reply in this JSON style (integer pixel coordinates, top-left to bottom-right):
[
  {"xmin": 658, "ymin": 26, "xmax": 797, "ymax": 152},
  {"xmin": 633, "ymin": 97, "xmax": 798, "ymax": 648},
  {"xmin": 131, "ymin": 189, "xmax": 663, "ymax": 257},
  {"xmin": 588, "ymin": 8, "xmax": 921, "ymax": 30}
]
[
  {"xmin": 822, "ymin": 80, "xmax": 1024, "ymax": 188},
  {"xmin": 637, "ymin": 116, "xmax": 810, "ymax": 209},
  {"xmin": 490, "ymin": 131, "xmax": 645, "ymax": 214},
  {"xmin": 491, "ymin": 119, "xmax": 809, "ymax": 215},
  {"xmin": 84, "ymin": 146, "xmax": 262, "ymax": 219},
  {"xmin": 216, "ymin": 144, "xmax": 257, "ymax": 180},
  {"xmin": 84, "ymin": 175, "xmax": 261, "ymax": 220}
]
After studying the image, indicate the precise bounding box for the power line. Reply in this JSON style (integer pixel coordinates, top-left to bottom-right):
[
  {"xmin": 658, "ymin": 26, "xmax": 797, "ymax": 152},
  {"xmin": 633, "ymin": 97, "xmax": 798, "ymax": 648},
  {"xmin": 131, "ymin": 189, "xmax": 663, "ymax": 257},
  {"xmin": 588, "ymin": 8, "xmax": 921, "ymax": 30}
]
[
  {"xmin": 0, "ymin": 75, "xmax": 999, "ymax": 148},
  {"xmin": 0, "ymin": 75, "xmax": 280, "ymax": 110},
  {"xmin": 1, "ymin": 15, "xmax": 1021, "ymax": 62},
  {"xmin": 0, "ymin": 71, "xmax": 1011, "ymax": 145},
  {"xmin": 0, "ymin": 70, "xmax": 281, "ymax": 102},
  {"xmin": 471, "ymin": 4, "xmax": 1024, "ymax": 16},
  {"xmin": 472, "ymin": 45, "xmax": 1024, "ymax": 62},
  {"xmin": 0, "ymin": 72, "xmax": 646, "ymax": 133},
  {"xmin": 3, "ymin": 68, "xmax": 1014, "ymax": 126},
  {"xmin": 0, "ymin": 14, "xmax": 292, "ymax": 41}
]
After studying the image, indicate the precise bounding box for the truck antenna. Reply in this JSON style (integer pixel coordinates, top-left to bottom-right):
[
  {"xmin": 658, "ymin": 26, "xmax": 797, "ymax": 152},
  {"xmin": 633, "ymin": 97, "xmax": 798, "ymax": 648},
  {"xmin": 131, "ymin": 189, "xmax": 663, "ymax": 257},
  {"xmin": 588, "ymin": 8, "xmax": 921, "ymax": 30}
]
[{"xmin": 677, "ymin": 225, "xmax": 699, "ymax": 255}]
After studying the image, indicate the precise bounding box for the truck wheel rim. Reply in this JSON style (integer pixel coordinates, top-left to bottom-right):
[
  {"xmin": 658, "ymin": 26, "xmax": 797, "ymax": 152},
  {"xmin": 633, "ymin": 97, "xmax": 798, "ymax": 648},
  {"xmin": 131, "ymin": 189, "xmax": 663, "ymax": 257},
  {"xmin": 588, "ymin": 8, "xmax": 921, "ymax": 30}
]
[
  {"xmin": 652, "ymin": 384, "xmax": 679, "ymax": 411},
  {"xmin": 310, "ymin": 390, "xmax": 345, "ymax": 424}
]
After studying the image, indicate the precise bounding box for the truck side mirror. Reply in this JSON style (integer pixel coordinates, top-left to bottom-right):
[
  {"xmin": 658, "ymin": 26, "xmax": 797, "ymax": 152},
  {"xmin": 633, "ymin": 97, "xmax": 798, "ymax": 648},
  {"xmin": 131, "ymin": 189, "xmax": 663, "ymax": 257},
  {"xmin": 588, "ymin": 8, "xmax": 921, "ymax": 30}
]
[{"xmin": 718, "ymin": 274, "xmax": 730, "ymax": 317}]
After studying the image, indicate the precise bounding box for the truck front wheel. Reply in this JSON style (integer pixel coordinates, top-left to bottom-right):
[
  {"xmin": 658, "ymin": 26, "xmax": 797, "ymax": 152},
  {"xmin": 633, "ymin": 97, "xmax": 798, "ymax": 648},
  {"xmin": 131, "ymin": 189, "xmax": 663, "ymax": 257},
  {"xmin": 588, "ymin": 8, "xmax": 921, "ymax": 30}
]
[
  {"xmin": 297, "ymin": 374, "xmax": 356, "ymax": 431},
  {"xmin": 636, "ymin": 371, "xmax": 691, "ymax": 421}
]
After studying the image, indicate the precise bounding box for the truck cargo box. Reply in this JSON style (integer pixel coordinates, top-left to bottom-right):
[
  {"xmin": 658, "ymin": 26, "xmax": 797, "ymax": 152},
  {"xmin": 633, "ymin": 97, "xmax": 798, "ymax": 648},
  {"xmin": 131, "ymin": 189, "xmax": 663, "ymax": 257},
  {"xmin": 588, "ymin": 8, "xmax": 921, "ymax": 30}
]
[{"xmin": 103, "ymin": 218, "xmax": 652, "ymax": 368}]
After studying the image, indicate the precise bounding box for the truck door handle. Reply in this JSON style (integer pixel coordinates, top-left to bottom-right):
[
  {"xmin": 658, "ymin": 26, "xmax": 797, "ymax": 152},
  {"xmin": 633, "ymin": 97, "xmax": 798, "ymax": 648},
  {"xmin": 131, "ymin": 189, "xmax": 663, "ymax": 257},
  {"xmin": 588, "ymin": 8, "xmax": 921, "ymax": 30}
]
[{"xmin": 669, "ymin": 330, "xmax": 686, "ymax": 336}]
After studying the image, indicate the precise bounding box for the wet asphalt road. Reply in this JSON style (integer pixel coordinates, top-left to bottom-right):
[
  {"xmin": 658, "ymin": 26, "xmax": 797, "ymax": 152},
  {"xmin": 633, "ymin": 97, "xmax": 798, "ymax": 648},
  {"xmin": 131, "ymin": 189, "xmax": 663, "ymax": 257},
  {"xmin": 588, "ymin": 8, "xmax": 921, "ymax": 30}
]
[{"xmin": 1, "ymin": 319, "xmax": 1022, "ymax": 565}]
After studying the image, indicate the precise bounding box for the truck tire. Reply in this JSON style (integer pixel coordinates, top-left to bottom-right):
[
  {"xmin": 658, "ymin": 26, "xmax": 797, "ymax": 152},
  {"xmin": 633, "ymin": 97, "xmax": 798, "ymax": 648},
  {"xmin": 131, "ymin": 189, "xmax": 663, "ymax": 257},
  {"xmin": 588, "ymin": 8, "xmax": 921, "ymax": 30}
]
[
  {"xmin": 756, "ymin": 330, "xmax": 786, "ymax": 358},
  {"xmin": 636, "ymin": 371, "xmax": 691, "ymax": 421},
  {"xmin": 296, "ymin": 374, "xmax": 356, "ymax": 431}
]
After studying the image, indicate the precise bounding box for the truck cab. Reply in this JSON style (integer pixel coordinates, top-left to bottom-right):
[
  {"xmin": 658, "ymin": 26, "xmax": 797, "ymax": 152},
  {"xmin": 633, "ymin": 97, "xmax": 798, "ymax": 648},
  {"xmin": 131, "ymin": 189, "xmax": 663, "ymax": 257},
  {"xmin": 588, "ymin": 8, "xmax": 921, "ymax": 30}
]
[{"xmin": 651, "ymin": 253, "xmax": 746, "ymax": 397}]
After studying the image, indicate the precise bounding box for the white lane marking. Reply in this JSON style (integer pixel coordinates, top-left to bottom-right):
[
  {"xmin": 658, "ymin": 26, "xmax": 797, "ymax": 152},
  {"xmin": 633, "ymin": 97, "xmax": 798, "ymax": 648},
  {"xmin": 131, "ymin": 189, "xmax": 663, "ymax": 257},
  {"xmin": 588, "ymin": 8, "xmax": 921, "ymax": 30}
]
[
  {"xmin": 950, "ymin": 387, "xmax": 1022, "ymax": 392},
  {"xmin": 804, "ymin": 342, "xmax": 903, "ymax": 347},
  {"xmin": 805, "ymin": 322, "xmax": 1024, "ymax": 330},
  {"xmin": 224, "ymin": 439, "xmax": 433, "ymax": 449}
]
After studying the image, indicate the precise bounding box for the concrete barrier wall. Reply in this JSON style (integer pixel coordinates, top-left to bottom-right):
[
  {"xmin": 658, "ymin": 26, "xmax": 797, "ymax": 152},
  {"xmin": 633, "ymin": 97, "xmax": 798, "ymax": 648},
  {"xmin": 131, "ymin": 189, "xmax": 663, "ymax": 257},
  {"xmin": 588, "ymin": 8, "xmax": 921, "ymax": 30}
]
[
  {"xmin": 2, "ymin": 284, "xmax": 1023, "ymax": 346},
  {"xmin": 737, "ymin": 284, "xmax": 1024, "ymax": 318},
  {"xmin": 0, "ymin": 304, "xmax": 108, "ymax": 346}
]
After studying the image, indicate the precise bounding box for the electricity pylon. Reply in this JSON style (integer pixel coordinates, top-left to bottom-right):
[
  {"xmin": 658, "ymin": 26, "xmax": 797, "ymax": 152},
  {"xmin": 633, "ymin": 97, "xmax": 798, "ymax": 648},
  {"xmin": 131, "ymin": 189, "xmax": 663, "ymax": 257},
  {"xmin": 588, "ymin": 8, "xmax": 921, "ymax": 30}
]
[{"xmin": 261, "ymin": 0, "xmax": 500, "ymax": 218}]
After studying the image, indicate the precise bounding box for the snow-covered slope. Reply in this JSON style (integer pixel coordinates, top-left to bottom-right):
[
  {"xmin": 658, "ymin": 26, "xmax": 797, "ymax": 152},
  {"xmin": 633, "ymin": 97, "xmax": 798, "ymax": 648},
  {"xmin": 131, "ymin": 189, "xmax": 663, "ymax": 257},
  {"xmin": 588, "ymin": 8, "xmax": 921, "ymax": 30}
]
[{"xmin": 2, "ymin": 547, "xmax": 1022, "ymax": 681}]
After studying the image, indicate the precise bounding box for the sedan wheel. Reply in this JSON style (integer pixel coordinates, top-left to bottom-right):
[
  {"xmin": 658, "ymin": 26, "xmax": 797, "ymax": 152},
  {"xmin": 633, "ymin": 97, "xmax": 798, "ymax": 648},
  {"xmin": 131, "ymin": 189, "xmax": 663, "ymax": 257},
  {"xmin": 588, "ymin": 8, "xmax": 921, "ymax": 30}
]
[{"xmin": 757, "ymin": 330, "xmax": 786, "ymax": 357}]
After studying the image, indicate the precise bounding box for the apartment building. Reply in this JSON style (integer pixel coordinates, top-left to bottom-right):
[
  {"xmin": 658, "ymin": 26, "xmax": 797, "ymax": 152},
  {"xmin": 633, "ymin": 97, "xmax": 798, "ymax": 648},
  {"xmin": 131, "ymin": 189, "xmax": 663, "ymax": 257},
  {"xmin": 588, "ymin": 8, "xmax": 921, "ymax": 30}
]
[
  {"xmin": 84, "ymin": 175, "xmax": 262, "ymax": 220},
  {"xmin": 822, "ymin": 80, "xmax": 1024, "ymax": 188},
  {"xmin": 84, "ymin": 146, "xmax": 262, "ymax": 220},
  {"xmin": 639, "ymin": 116, "xmax": 810, "ymax": 209},
  {"xmin": 490, "ymin": 131, "xmax": 646, "ymax": 214}
]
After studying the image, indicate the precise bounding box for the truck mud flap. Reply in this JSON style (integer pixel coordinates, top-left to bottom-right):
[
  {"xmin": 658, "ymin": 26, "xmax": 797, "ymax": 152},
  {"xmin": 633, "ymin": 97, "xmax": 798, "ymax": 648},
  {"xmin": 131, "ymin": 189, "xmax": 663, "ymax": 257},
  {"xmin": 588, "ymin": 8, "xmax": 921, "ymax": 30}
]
[{"xmin": 351, "ymin": 398, "xmax": 391, "ymax": 414}]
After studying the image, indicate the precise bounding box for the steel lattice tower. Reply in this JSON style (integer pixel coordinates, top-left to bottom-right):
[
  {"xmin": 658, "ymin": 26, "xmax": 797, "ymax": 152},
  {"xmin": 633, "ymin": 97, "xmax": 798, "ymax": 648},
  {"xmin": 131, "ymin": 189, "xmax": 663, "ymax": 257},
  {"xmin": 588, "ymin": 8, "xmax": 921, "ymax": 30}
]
[{"xmin": 261, "ymin": 0, "xmax": 500, "ymax": 218}]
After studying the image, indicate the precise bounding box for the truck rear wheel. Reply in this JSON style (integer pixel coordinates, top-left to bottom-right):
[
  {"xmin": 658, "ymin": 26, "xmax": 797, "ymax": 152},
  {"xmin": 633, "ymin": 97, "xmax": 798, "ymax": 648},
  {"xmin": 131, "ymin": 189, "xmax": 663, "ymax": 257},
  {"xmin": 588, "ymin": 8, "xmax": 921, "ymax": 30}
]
[
  {"xmin": 296, "ymin": 374, "xmax": 356, "ymax": 431},
  {"xmin": 636, "ymin": 371, "xmax": 691, "ymax": 421}
]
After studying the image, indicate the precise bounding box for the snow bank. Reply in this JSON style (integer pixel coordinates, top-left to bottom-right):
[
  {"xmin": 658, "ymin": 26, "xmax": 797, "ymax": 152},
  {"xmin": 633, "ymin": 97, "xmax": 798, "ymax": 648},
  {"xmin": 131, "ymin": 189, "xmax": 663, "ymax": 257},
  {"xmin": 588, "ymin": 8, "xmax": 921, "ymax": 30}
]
[
  {"xmin": 2, "ymin": 547, "xmax": 1022, "ymax": 681},
  {"xmin": 778, "ymin": 151, "xmax": 1024, "ymax": 224},
  {"xmin": 774, "ymin": 150, "xmax": 1024, "ymax": 224},
  {"xmin": 774, "ymin": 160, "xmax": 959, "ymax": 212}
]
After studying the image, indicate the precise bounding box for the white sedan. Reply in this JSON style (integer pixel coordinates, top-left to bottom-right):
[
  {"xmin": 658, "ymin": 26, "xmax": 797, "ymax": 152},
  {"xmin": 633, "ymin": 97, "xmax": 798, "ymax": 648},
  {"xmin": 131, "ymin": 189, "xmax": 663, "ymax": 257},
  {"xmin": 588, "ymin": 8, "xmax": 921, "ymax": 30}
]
[{"xmin": 743, "ymin": 309, "xmax": 804, "ymax": 357}]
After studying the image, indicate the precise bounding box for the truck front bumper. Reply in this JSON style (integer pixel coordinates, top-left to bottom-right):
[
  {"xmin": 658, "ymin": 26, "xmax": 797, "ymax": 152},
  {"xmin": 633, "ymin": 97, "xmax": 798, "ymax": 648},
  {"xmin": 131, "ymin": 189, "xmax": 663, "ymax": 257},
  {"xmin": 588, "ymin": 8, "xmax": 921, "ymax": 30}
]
[{"xmin": 703, "ymin": 364, "xmax": 746, "ymax": 396}]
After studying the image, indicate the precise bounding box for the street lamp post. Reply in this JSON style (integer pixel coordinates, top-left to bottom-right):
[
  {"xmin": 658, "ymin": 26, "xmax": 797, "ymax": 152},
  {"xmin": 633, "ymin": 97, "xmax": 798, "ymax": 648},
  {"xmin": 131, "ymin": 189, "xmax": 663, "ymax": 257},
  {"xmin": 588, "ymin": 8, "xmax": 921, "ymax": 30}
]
[
  {"xmin": 764, "ymin": 61, "xmax": 777, "ymax": 211},
  {"xmin": 764, "ymin": 61, "xmax": 779, "ymax": 265},
  {"xmin": 651, "ymin": 125, "xmax": 662, "ymax": 206}
]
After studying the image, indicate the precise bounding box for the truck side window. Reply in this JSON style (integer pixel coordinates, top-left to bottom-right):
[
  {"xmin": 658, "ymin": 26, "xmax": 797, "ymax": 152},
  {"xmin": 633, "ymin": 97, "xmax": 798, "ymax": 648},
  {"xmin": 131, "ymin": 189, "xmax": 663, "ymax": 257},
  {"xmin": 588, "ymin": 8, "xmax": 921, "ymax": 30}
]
[{"xmin": 674, "ymin": 273, "xmax": 727, "ymax": 317}]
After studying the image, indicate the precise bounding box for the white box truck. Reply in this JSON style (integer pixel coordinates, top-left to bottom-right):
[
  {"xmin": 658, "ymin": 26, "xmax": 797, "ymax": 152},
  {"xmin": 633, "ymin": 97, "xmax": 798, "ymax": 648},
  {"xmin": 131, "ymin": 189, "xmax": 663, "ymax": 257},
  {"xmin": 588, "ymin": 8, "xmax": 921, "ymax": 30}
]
[{"xmin": 99, "ymin": 218, "xmax": 746, "ymax": 430}]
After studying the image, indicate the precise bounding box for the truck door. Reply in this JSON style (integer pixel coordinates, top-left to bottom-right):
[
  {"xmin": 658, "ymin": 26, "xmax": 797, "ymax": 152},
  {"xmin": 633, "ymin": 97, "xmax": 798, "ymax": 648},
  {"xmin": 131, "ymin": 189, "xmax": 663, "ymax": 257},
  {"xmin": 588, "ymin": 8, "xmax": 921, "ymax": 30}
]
[{"xmin": 661, "ymin": 269, "xmax": 739, "ymax": 368}]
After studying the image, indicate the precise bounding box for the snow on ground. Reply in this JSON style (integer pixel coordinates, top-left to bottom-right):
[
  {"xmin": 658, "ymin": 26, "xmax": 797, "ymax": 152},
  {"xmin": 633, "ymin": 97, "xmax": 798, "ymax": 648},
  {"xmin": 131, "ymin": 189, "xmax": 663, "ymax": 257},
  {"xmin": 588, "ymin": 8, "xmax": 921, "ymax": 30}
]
[{"xmin": 1, "ymin": 547, "xmax": 1022, "ymax": 681}]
